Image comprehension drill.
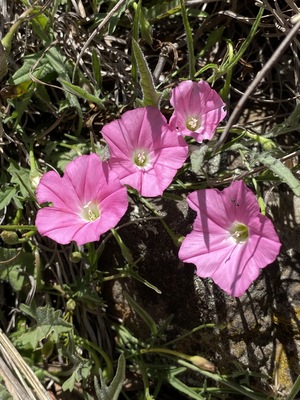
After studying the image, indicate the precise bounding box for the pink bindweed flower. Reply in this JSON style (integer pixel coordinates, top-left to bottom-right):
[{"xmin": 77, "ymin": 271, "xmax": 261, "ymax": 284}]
[
  {"xmin": 101, "ymin": 106, "xmax": 188, "ymax": 197},
  {"xmin": 35, "ymin": 154, "xmax": 128, "ymax": 246},
  {"xmin": 169, "ymin": 80, "xmax": 227, "ymax": 143},
  {"xmin": 178, "ymin": 180, "xmax": 281, "ymax": 297}
]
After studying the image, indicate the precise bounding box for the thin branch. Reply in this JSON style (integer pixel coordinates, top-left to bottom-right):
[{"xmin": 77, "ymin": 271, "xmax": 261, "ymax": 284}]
[
  {"xmin": 72, "ymin": 0, "xmax": 128, "ymax": 82},
  {"xmin": 215, "ymin": 17, "xmax": 300, "ymax": 152}
]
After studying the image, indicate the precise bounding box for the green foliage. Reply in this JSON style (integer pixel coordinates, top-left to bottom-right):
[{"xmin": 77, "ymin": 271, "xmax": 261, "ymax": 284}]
[
  {"xmin": 143, "ymin": 0, "xmax": 182, "ymax": 21},
  {"xmin": 132, "ymin": 38, "xmax": 161, "ymax": 107},
  {"xmin": 0, "ymin": 1, "xmax": 298, "ymax": 399},
  {"xmin": 62, "ymin": 360, "xmax": 93, "ymax": 392},
  {"xmin": 0, "ymin": 383, "xmax": 12, "ymax": 400},
  {"xmin": 0, "ymin": 187, "xmax": 17, "ymax": 210},
  {"xmin": 7, "ymin": 159, "xmax": 34, "ymax": 203},
  {"xmin": 94, "ymin": 353, "xmax": 126, "ymax": 400},
  {"xmin": 0, "ymin": 248, "xmax": 34, "ymax": 292},
  {"xmin": 18, "ymin": 304, "xmax": 73, "ymax": 348},
  {"xmin": 124, "ymin": 291, "xmax": 158, "ymax": 336},
  {"xmin": 256, "ymin": 153, "xmax": 300, "ymax": 196}
]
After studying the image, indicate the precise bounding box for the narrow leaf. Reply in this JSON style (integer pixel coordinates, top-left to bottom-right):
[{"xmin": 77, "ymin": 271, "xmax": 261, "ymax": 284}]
[
  {"xmin": 256, "ymin": 153, "xmax": 300, "ymax": 196},
  {"xmin": 19, "ymin": 304, "xmax": 73, "ymax": 348},
  {"xmin": 287, "ymin": 374, "xmax": 300, "ymax": 400},
  {"xmin": 124, "ymin": 291, "xmax": 158, "ymax": 336},
  {"xmin": 133, "ymin": 1, "xmax": 153, "ymax": 45},
  {"xmin": 57, "ymin": 78, "xmax": 104, "ymax": 107},
  {"xmin": 190, "ymin": 144, "xmax": 209, "ymax": 174},
  {"xmin": 0, "ymin": 42, "xmax": 7, "ymax": 81},
  {"xmin": 132, "ymin": 38, "xmax": 161, "ymax": 107},
  {"xmin": 92, "ymin": 49, "xmax": 102, "ymax": 89},
  {"xmin": 169, "ymin": 375, "xmax": 205, "ymax": 400},
  {"xmin": 95, "ymin": 353, "xmax": 126, "ymax": 400},
  {"xmin": 0, "ymin": 187, "xmax": 17, "ymax": 210},
  {"xmin": 145, "ymin": 0, "xmax": 181, "ymax": 21}
]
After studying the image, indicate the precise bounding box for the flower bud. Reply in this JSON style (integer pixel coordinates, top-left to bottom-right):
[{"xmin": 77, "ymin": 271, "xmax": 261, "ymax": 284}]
[
  {"xmin": 0, "ymin": 230, "xmax": 19, "ymax": 244},
  {"xmin": 69, "ymin": 251, "xmax": 82, "ymax": 263},
  {"xmin": 30, "ymin": 170, "xmax": 42, "ymax": 190},
  {"xmin": 66, "ymin": 299, "xmax": 76, "ymax": 311},
  {"xmin": 189, "ymin": 355, "xmax": 216, "ymax": 372}
]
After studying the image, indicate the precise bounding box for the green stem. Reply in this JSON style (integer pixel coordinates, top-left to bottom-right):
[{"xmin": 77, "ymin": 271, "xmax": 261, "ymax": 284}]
[
  {"xmin": 0, "ymin": 225, "xmax": 37, "ymax": 231},
  {"xmin": 177, "ymin": 359, "xmax": 272, "ymax": 400},
  {"xmin": 1, "ymin": 7, "xmax": 37, "ymax": 54},
  {"xmin": 180, "ymin": 0, "xmax": 195, "ymax": 80},
  {"xmin": 138, "ymin": 195, "xmax": 180, "ymax": 247},
  {"xmin": 74, "ymin": 336, "xmax": 113, "ymax": 380},
  {"xmin": 111, "ymin": 228, "xmax": 133, "ymax": 265}
]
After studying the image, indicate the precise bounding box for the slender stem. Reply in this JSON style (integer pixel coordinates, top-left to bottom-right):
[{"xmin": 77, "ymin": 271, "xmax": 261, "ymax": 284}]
[
  {"xmin": 215, "ymin": 17, "xmax": 300, "ymax": 151},
  {"xmin": 180, "ymin": 0, "xmax": 195, "ymax": 80},
  {"xmin": 138, "ymin": 195, "xmax": 180, "ymax": 247},
  {"xmin": 0, "ymin": 225, "xmax": 37, "ymax": 231}
]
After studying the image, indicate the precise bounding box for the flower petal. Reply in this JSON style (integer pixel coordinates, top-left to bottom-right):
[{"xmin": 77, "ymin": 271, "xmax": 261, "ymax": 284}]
[
  {"xmin": 179, "ymin": 180, "xmax": 281, "ymax": 297},
  {"xmin": 169, "ymin": 80, "xmax": 226, "ymax": 142},
  {"xmin": 35, "ymin": 154, "xmax": 128, "ymax": 245},
  {"xmin": 35, "ymin": 207, "xmax": 96, "ymax": 245},
  {"xmin": 36, "ymin": 171, "xmax": 81, "ymax": 211},
  {"xmin": 101, "ymin": 106, "xmax": 188, "ymax": 197}
]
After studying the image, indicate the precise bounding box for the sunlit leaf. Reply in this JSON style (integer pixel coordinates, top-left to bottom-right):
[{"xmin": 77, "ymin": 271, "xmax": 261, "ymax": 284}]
[
  {"xmin": 0, "ymin": 187, "xmax": 17, "ymax": 210},
  {"xmin": 94, "ymin": 353, "xmax": 126, "ymax": 400},
  {"xmin": 19, "ymin": 304, "xmax": 73, "ymax": 349},
  {"xmin": 132, "ymin": 38, "xmax": 161, "ymax": 107},
  {"xmin": 0, "ymin": 249, "xmax": 34, "ymax": 292},
  {"xmin": 0, "ymin": 81, "xmax": 32, "ymax": 99},
  {"xmin": 256, "ymin": 153, "xmax": 300, "ymax": 196},
  {"xmin": 57, "ymin": 78, "xmax": 104, "ymax": 107},
  {"xmin": 7, "ymin": 160, "xmax": 33, "ymax": 200}
]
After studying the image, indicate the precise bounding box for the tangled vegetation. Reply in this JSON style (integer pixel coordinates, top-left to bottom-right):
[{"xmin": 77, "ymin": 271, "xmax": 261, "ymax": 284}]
[{"xmin": 0, "ymin": 1, "xmax": 300, "ymax": 399}]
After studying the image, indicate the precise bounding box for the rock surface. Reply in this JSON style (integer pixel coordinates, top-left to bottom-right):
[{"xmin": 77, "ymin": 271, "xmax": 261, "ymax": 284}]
[{"xmin": 102, "ymin": 186, "xmax": 300, "ymax": 397}]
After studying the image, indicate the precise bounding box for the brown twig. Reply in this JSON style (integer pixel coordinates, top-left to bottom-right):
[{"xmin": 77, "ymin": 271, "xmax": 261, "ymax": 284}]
[{"xmin": 215, "ymin": 16, "xmax": 300, "ymax": 152}]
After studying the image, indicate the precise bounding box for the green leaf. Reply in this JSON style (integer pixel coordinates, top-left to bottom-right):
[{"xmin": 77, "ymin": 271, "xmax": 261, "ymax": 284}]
[
  {"xmin": 0, "ymin": 42, "xmax": 7, "ymax": 81},
  {"xmin": 57, "ymin": 78, "xmax": 104, "ymax": 107},
  {"xmin": 287, "ymin": 374, "xmax": 300, "ymax": 400},
  {"xmin": 132, "ymin": 38, "xmax": 161, "ymax": 107},
  {"xmin": 92, "ymin": 49, "xmax": 102, "ymax": 89},
  {"xmin": 19, "ymin": 304, "xmax": 73, "ymax": 348},
  {"xmin": 10, "ymin": 52, "xmax": 53, "ymax": 85},
  {"xmin": 7, "ymin": 159, "xmax": 33, "ymax": 200},
  {"xmin": 44, "ymin": 47, "xmax": 83, "ymax": 132},
  {"xmin": 0, "ymin": 187, "xmax": 17, "ymax": 210},
  {"xmin": 267, "ymin": 103, "xmax": 300, "ymax": 138},
  {"xmin": 256, "ymin": 153, "xmax": 300, "ymax": 196},
  {"xmin": 61, "ymin": 366, "xmax": 78, "ymax": 392},
  {"xmin": 180, "ymin": 0, "xmax": 195, "ymax": 79},
  {"xmin": 168, "ymin": 375, "xmax": 205, "ymax": 400},
  {"xmin": 62, "ymin": 359, "xmax": 93, "ymax": 392},
  {"xmin": 144, "ymin": 0, "xmax": 181, "ymax": 21},
  {"xmin": 190, "ymin": 144, "xmax": 209, "ymax": 174},
  {"xmin": 0, "ymin": 248, "xmax": 34, "ymax": 292},
  {"xmin": 123, "ymin": 291, "xmax": 158, "ymax": 336},
  {"xmin": 133, "ymin": 1, "xmax": 153, "ymax": 45},
  {"xmin": 94, "ymin": 353, "xmax": 126, "ymax": 400}
]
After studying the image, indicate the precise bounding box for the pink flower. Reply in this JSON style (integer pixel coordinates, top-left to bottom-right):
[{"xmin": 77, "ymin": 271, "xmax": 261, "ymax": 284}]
[
  {"xmin": 101, "ymin": 106, "xmax": 188, "ymax": 197},
  {"xmin": 178, "ymin": 180, "xmax": 281, "ymax": 297},
  {"xmin": 35, "ymin": 154, "xmax": 128, "ymax": 246},
  {"xmin": 169, "ymin": 80, "xmax": 227, "ymax": 143}
]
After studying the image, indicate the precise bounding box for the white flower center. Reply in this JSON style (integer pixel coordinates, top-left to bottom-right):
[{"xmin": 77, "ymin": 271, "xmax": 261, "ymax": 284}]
[
  {"xmin": 81, "ymin": 201, "xmax": 101, "ymax": 222},
  {"xmin": 229, "ymin": 221, "xmax": 249, "ymax": 244},
  {"xmin": 132, "ymin": 149, "xmax": 150, "ymax": 168},
  {"xmin": 186, "ymin": 116, "xmax": 201, "ymax": 131}
]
